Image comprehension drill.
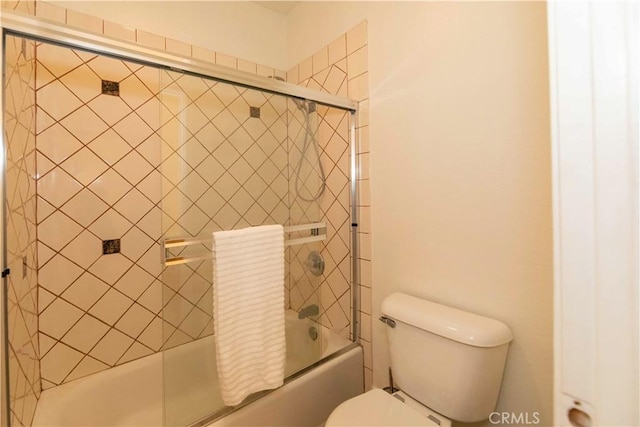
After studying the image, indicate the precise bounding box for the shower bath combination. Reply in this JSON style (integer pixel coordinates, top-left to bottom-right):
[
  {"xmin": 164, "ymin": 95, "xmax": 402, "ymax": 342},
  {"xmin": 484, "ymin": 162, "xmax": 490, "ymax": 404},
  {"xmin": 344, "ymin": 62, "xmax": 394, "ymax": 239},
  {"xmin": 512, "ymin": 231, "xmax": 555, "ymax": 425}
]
[{"xmin": 1, "ymin": 12, "xmax": 360, "ymax": 427}]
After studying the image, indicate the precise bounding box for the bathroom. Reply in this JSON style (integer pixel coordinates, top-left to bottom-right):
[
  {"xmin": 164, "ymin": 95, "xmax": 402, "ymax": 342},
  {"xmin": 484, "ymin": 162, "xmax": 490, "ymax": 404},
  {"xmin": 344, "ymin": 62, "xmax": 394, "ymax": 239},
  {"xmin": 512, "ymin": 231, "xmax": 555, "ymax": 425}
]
[{"xmin": 1, "ymin": 1, "xmax": 638, "ymax": 427}]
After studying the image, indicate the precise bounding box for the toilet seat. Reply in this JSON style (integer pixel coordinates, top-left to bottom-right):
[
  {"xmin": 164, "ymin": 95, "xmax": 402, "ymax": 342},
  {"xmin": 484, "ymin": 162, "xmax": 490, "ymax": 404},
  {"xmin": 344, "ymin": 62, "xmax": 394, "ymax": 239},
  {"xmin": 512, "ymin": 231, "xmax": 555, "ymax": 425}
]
[{"xmin": 325, "ymin": 389, "xmax": 451, "ymax": 427}]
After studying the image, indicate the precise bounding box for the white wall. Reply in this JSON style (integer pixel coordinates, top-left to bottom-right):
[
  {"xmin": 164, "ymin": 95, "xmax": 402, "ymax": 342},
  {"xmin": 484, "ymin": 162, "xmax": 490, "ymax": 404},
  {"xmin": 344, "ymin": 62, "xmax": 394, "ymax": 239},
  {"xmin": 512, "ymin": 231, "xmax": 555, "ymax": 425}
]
[
  {"xmin": 289, "ymin": 2, "xmax": 553, "ymax": 426},
  {"xmin": 50, "ymin": 1, "xmax": 289, "ymax": 70}
]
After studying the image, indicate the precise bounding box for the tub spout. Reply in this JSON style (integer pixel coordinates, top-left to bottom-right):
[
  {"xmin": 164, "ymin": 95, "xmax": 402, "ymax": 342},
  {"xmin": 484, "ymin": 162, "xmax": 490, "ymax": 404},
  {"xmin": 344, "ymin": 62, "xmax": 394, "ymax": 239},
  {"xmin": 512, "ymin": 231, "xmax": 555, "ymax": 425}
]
[{"xmin": 298, "ymin": 304, "xmax": 319, "ymax": 319}]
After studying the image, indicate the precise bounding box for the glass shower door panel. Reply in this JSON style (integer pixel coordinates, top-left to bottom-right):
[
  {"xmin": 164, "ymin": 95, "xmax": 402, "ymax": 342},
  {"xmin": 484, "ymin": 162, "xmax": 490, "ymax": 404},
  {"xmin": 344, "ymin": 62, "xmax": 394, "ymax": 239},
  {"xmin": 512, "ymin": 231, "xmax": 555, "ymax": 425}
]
[
  {"xmin": 160, "ymin": 71, "xmax": 325, "ymax": 426},
  {"xmin": 3, "ymin": 35, "xmax": 39, "ymax": 427},
  {"xmin": 301, "ymin": 105, "xmax": 353, "ymax": 357},
  {"xmin": 159, "ymin": 69, "xmax": 221, "ymax": 427}
]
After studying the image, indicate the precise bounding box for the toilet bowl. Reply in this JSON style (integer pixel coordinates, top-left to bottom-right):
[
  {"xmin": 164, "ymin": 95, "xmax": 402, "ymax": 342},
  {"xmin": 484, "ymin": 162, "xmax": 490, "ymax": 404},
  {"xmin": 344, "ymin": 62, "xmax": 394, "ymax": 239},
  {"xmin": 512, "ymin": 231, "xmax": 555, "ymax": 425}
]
[{"xmin": 325, "ymin": 388, "xmax": 451, "ymax": 427}]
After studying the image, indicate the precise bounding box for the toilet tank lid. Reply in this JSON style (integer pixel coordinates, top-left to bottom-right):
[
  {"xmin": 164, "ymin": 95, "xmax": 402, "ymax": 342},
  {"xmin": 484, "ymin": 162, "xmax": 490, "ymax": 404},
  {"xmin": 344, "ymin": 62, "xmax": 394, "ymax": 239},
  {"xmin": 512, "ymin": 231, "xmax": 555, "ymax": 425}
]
[{"xmin": 382, "ymin": 292, "xmax": 513, "ymax": 347}]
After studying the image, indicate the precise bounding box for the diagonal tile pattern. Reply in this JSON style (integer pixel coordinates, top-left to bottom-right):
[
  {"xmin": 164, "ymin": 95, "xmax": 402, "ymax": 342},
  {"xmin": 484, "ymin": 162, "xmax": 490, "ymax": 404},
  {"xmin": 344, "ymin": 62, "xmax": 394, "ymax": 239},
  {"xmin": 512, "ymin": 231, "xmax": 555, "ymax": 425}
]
[
  {"xmin": 4, "ymin": 3, "xmax": 363, "ymax": 421},
  {"xmin": 4, "ymin": 14, "xmax": 362, "ymax": 404},
  {"xmin": 158, "ymin": 70, "xmax": 291, "ymax": 348},
  {"xmin": 4, "ymin": 33, "xmax": 41, "ymax": 427},
  {"xmin": 34, "ymin": 42, "xmax": 299, "ymax": 387},
  {"xmin": 288, "ymin": 22, "xmax": 372, "ymax": 387},
  {"xmin": 287, "ymin": 25, "xmax": 371, "ymax": 392},
  {"xmin": 288, "ymin": 65, "xmax": 353, "ymax": 335},
  {"xmin": 35, "ymin": 43, "xmax": 164, "ymax": 388}
]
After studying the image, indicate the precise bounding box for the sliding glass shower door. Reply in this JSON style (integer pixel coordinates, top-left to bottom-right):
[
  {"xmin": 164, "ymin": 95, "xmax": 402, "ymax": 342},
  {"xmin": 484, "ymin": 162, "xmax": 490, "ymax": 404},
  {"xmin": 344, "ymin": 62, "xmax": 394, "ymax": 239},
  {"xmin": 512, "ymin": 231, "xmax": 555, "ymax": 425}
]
[
  {"xmin": 2, "ymin": 33, "xmax": 354, "ymax": 427},
  {"xmin": 158, "ymin": 70, "xmax": 327, "ymax": 426}
]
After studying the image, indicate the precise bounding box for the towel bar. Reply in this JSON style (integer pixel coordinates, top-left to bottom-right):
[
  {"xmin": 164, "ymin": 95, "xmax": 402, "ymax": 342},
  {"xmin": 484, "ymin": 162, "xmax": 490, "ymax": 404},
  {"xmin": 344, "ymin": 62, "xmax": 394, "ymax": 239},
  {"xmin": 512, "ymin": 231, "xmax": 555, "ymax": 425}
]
[{"xmin": 162, "ymin": 223, "xmax": 327, "ymax": 266}]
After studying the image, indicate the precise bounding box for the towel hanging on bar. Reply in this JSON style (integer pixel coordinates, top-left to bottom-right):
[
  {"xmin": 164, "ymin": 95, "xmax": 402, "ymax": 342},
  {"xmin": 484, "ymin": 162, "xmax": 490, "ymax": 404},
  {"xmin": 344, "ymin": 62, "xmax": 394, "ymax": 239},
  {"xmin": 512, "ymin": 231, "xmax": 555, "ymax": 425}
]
[{"xmin": 212, "ymin": 224, "xmax": 286, "ymax": 406}]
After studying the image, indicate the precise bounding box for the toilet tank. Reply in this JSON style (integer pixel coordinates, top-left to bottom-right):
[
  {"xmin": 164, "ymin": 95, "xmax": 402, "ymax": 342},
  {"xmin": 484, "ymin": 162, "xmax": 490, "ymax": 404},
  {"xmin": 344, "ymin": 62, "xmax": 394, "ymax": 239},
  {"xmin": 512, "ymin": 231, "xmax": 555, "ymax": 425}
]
[{"xmin": 381, "ymin": 292, "xmax": 513, "ymax": 423}]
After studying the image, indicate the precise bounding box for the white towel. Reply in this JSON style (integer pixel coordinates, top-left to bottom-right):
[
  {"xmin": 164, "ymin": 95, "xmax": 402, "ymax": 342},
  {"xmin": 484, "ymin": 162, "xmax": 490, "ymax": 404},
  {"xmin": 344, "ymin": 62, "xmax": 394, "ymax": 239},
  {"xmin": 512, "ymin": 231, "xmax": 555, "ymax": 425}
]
[{"xmin": 212, "ymin": 225, "xmax": 286, "ymax": 406}]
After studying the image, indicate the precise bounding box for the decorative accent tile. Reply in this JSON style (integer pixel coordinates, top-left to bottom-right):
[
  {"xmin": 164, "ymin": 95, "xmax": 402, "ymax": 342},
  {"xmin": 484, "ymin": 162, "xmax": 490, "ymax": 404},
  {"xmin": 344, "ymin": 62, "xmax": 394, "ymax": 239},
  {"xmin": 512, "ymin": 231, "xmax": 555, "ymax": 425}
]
[
  {"xmin": 102, "ymin": 239, "xmax": 121, "ymax": 255},
  {"xmin": 249, "ymin": 106, "xmax": 261, "ymax": 118},
  {"xmin": 101, "ymin": 79, "xmax": 119, "ymax": 96}
]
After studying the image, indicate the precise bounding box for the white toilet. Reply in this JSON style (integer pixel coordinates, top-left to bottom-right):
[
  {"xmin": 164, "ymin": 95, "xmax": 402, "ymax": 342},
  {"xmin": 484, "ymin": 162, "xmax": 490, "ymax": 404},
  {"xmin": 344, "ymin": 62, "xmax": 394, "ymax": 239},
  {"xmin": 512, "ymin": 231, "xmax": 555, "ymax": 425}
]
[{"xmin": 326, "ymin": 292, "xmax": 514, "ymax": 426}]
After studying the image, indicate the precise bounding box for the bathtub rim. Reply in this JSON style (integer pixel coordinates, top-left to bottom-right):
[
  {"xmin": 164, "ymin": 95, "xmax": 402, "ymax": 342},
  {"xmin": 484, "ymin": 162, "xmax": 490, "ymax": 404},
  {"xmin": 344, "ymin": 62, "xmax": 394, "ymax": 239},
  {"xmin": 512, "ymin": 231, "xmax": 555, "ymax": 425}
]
[{"xmin": 188, "ymin": 341, "xmax": 361, "ymax": 427}]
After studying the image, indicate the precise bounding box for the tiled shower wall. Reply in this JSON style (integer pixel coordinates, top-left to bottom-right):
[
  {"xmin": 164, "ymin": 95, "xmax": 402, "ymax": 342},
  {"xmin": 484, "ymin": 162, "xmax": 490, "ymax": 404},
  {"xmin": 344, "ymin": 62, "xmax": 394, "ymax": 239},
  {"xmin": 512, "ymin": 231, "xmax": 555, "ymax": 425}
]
[
  {"xmin": 35, "ymin": 46, "xmax": 167, "ymax": 388},
  {"xmin": 5, "ymin": 0, "xmax": 369, "ymax": 401},
  {"xmin": 287, "ymin": 99, "xmax": 351, "ymax": 333},
  {"xmin": 2, "ymin": 0, "xmax": 35, "ymax": 15},
  {"xmin": 4, "ymin": 34, "xmax": 40, "ymax": 427},
  {"xmin": 35, "ymin": 43, "xmax": 291, "ymax": 388},
  {"xmin": 288, "ymin": 21, "xmax": 372, "ymax": 388}
]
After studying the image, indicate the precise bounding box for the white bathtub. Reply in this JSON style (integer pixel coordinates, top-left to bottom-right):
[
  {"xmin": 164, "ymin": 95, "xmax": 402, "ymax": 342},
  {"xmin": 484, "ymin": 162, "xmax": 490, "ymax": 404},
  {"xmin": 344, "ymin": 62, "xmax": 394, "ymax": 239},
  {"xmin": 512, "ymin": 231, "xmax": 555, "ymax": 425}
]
[{"xmin": 32, "ymin": 310, "xmax": 361, "ymax": 427}]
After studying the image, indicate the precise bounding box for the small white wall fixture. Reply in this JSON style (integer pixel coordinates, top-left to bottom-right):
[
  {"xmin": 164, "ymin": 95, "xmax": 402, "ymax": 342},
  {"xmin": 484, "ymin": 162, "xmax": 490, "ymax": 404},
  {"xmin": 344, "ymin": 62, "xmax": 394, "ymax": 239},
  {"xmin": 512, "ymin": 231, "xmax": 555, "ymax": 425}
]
[{"xmin": 548, "ymin": 1, "xmax": 639, "ymax": 426}]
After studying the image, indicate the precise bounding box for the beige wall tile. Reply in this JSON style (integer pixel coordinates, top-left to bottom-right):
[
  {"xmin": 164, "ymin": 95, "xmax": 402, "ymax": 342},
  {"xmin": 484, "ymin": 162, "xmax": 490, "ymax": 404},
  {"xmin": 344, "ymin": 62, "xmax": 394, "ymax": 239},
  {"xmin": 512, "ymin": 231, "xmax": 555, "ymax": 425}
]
[
  {"xmin": 357, "ymin": 152, "xmax": 370, "ymax": 180},
  {"xmin": 346, "ymin": 20, "xmax": 367, "ymax": 55},
  {"xmin": 359, "ymin": 206, "xmax": 371, "ymax": 234},
  {"xmin": 348, "ymin": 72, "xmax": 369, "ymax": 101},
  {"xmin": 359, "ymin": 233, "xmax": 371, "ymax": 261},
  {"xmin": 357, "ymin": 180, "xmax": 370, "ymax": 206},
  {"xmin": 299, "ymin": 56, "xmax": 313, "ymax": 82},
  {"xmin": 313, "ymin": 46, "xmax": 329, "ymax": 75},
  {"xmin": 287, "ymin": 65, "xmax": 299, "ymax": 84},
  {"xmin": 66, "ymin": 9, "xmax": 102, "ymax": 34},
  {"xmin": 364, "ymin": 367, "xmax": 373, "ymax": 391},
  {"xmin": 273, "ymin": 69, "xmax": 287, "ymax": 81},
  {"xmin": 165, "ymin": 38, "xmax": 191, "ymax": 57},
  {"xmin": 238, "ymin": 59, "xmax": 257, "ymax": 74},
  {"xmin": 358, "ymin": 99, "xmax": 369, "ymax": 127},
  {"xmin": 40, "ymin": 343, "xmax": 83, "ymax": 384},
  {"xmin": 347, "ymin": 47, "xmax": 368, "ymax": 79},
  {"xmin": 360, "ymin": 286, "xmax": 372, "ymax": 315},
  {"xmin": 216, "ymin": 52, "xmax": 237, "ymax": 69},
  {"xmin": 36, "ymin": 1, "xmax": 65, "ymax": 23},
  {"xmin": 328, "ymin": 35, "xmax": 347, "ymax": 64},
  {"xmin": 103, "ymin": 21, "xmax": 135, "ymax": 42},
  {"xmin": 360, "ymin": 260, "xmax": 371, "ymax": 287},
  {"xmin": 358, "ymin": 125, "xmax": 369, "ymax": 154},
  {"xmin": 191, "ymin": 46, "xmax": 215, "ymax": 63},
  {"xmin": 360, "ymin": 312, "xmax": 371, "ymax": 342},
  {"xmin": 257, "ymin": 64, "xmax": 275, "ymax": 78},
  {"xmin": 136, "ymin": 30, "xmax": 165, "ymax": 50},
  {"xmin": 361, "ymin": 338, "xmax": 372, "ymax": 369}
]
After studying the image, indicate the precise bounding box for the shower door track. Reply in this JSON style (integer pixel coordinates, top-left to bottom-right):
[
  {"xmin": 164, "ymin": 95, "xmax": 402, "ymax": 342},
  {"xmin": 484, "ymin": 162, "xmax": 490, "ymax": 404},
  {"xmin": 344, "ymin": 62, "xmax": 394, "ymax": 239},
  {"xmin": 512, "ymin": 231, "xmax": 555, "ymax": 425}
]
[{"xmin": 0, "ymin": 11, "xmax": 357, "ymax": 112}]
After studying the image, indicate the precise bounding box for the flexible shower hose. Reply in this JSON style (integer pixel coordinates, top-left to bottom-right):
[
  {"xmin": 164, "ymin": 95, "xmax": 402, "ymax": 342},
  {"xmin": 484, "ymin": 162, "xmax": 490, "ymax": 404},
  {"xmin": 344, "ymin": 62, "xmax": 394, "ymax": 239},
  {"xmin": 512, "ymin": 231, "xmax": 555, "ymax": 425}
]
[{"xmin": 293, "ymin": 99, "xmax": 326, "ymax": 202}]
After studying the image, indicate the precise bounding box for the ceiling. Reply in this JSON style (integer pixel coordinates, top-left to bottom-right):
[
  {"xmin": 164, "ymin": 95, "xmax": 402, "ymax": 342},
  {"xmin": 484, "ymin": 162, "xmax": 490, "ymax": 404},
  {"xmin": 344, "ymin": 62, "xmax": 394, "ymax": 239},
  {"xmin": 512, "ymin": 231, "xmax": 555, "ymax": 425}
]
[{"xmin": 253, "ymin": 1, "xmax": 299, "ymax": 16}]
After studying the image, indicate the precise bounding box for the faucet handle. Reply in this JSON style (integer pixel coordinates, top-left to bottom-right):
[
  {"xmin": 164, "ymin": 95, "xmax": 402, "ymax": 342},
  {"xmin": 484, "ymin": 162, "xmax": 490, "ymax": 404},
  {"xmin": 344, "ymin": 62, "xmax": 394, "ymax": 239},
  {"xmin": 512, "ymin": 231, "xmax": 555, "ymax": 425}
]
[{"xmin": 304, "ymin": 250, "xmax": 324, "ymax": 276}]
